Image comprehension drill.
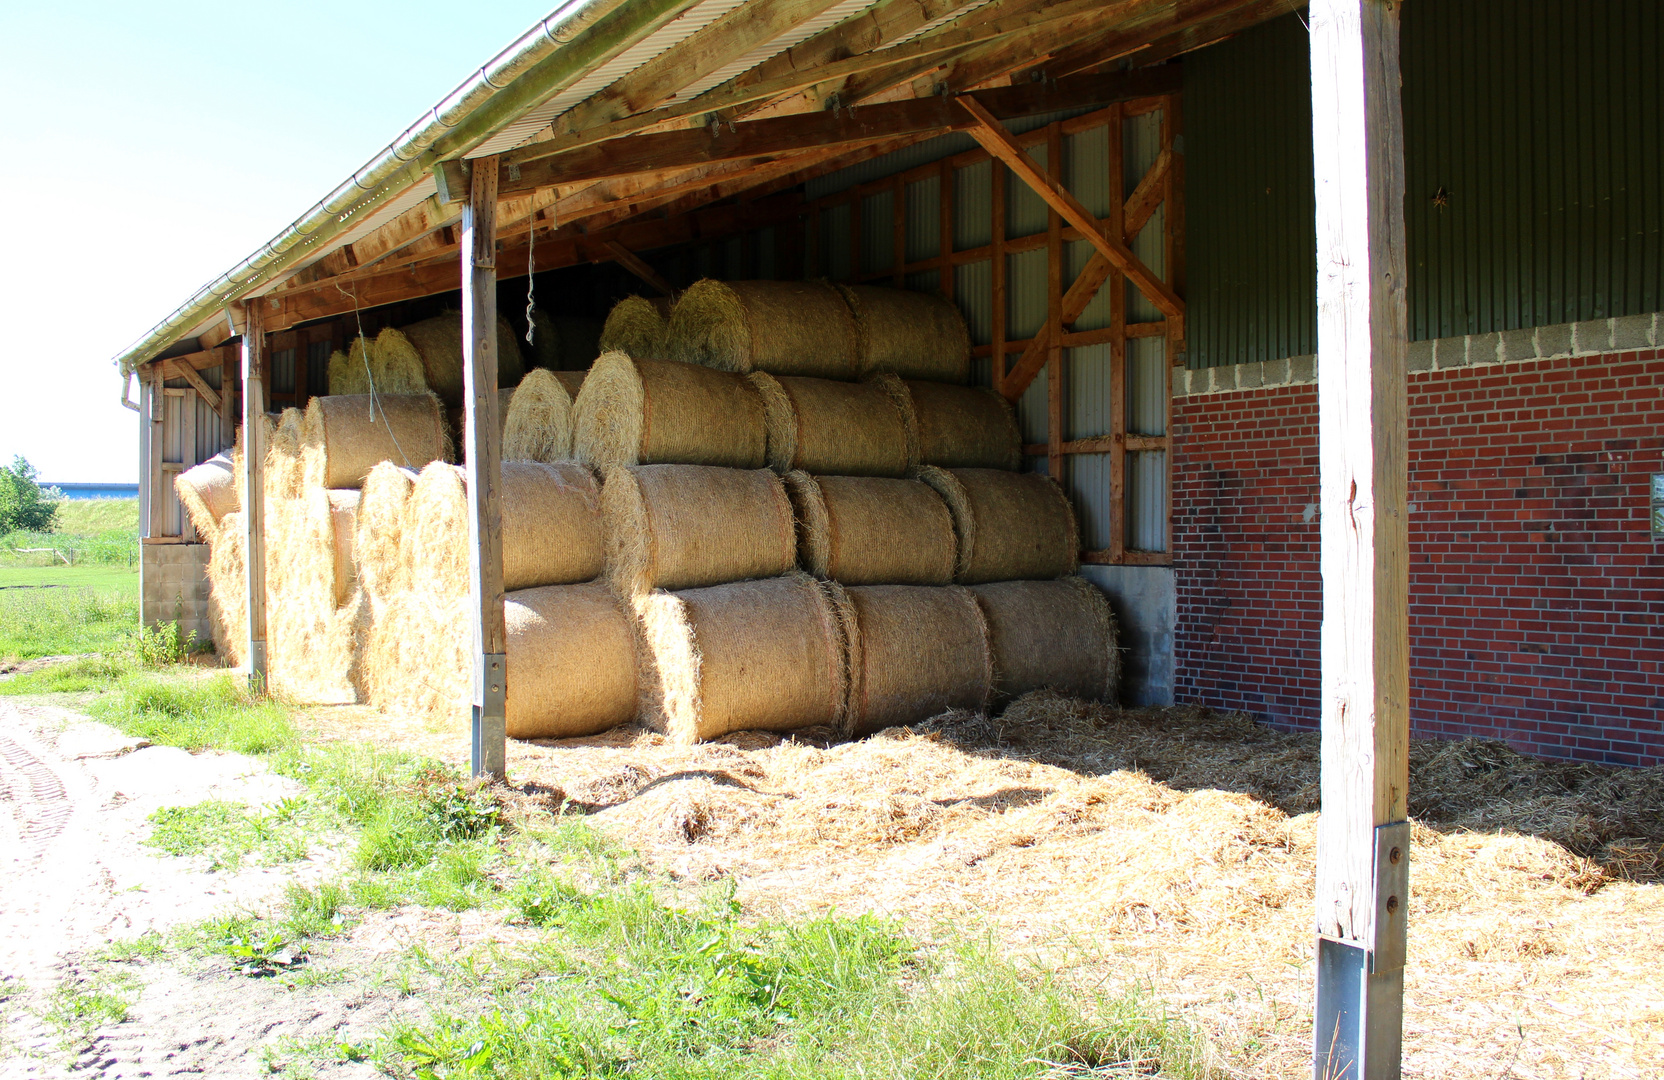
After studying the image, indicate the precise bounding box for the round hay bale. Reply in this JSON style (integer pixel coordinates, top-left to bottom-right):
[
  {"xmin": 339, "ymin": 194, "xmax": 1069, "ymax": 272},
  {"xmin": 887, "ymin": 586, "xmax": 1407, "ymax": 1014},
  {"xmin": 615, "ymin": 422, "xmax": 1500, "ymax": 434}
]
[
  {"xmin": 367, "ymin": 589, "xmax": 471, "ymax": 724},
  {"xmin": 837, "ymin": 284, "xmax": 970, "ymax": 382},
  {"xmin": 327, "ymin": 490, "xmax": 360, "ymax": 607},
  {"xmin": 302, "ymin": 392, "xmax": 448, "ymax": 489},
  {"xmin": 399, "ymin": 313, "xmax": 526, "ymax": 407},
  {"xmin": 751, "ymin": 373, "xmax": 911, "ymax": 477},
  {"xmin": 355, "ymin": 461, "xmax": 419, "ymax": 607},
  {"xmin": 266, "ymin": 485, "xmax": 357, "ymax": 704},
  {"xmin": 668, "ymin": 279, "xmax": 859, "ymax": 379},
  {"xmin": 638, "ymin": 573, "xmax": 848, "ymax": 744},
  {"xmin": 175, "ymin": 452, "xmax": 238, "ymax": 538},
  {"xmin": 368, "ymin": 329, "xmax": 432, "ymax": 394},
  {"xmin": 529, "ymin": 311, "xmax": 605, "ymax": 371},
  {"xmin": 502, "ymin": 462, "xmax": 605, "ymax": 589},
  {"xmin": 505, "ymin": 583, "xmax": 638, "ymax": 739},
  {"xmin": 916, "ymin": 466, "xmax": 1079, "ymax": 584},
  {"xmin": 327, "ymin": 337, "xmax": 372, "ymax": 396},
  {"xmin": 573, "ymin": 351, "xmax": 767, "ymax": 469},
  {"xmin": 877, "ymin": 376, "xmax": 1022, "ymax": 470},
  {"xmin": 836, "ymin": 583, "xmax": 992, "ymax": 735},
  {"xmin": 267, "ymin": 408, "xmax": 308, "ymax": 501},
  {"xmin": 599, "ymin": 295, "xmax": 670, "ymax": 359},
  {"xmin": 602, "ymin": 464, "xmax": 795, "ymax": 596},
  {"xmin": 398, "ymin": 461, "xmax": 605, "ymax": 594},
  {"xmin": 503, "ymin": 368, "xmax": 577, "ymax": 462},
  {"xmin": 207, "ymin": 510, "xmax": 246, "ymax": 666},
  {"xmin": 784, "ymin": 472, "xmax": 955, "ymax": 586},
  {"xmin": 970, "ymin": 577, "xmax": 1119, "ymax": 704}
]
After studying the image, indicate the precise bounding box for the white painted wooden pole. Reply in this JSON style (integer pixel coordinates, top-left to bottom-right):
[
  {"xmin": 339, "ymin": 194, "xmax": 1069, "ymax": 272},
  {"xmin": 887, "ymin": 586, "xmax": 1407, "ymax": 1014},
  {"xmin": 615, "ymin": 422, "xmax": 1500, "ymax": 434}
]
[
  {"xmin": 1310, "ymin": 1, "xmax": 1410, "ymax": 1077},
  {"xmin": 238, "ymin": 300, "xmax": 269, "ymax": 689},
  {"xmin": 462, "ymin": 156, "xmax": 508, "ymax": 779}
]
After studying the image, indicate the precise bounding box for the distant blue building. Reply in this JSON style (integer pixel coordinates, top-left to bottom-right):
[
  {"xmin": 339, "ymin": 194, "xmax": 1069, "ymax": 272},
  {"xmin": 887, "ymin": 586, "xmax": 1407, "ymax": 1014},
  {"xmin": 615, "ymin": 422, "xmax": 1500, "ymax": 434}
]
[{"xmin": 47, "ymin": 482, "xmax": 140, "ymax": 501}]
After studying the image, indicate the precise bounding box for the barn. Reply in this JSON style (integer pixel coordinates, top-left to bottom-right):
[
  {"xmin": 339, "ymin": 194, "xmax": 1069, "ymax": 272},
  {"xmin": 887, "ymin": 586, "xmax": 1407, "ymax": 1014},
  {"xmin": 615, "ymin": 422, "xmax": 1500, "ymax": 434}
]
[{"xmin": 117, "ymin": 1, "xmax": 1662, "ymax": 1074}]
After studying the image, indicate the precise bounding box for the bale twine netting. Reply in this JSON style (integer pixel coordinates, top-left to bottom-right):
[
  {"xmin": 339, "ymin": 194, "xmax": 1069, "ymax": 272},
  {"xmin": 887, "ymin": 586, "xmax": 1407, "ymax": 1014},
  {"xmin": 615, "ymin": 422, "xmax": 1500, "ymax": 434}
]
[
  {"xmin": 602, "ymin": 464, "xmax": 796, "ymax": 596},
  {"xmin": 528, "ymin": 311, "xmax": 605, "ymax": 372},
  {"xmin": 669, "ymin": 280, "xmax": 859, "ymax": 379},
  {"xmin": 971, "ymin": 577, "xmax": 1119, "ymax": 704},
  {"xmin": 751, "ymin": 373, "xmax": 911, "ymax": 477},
  {"xmin": 600, "ymin": 295, "xmax": 670, "ymax": 359},
  {"xmin": 573, "ymin": 352, "xmax": 767, "ymax": 469},
  {"xmin": 832, "ymin": 583, "xmax": 993, "ymax": 736},
  {"xmin": 784, "ymin": 472, "xmax": 955, "ymax": 586},
  {"xmin": 398, "ymin": 313, "xmax": 526, "ymax": 408},
  {"xmin": 355, "ymin": 462, "xmax": 420, "ymax": 608},
  {"xmin": 637, "ymin": 572, "xmax": 848, "ymax": 744},
  {"xmin": 174, "ymin": 452, "xmax": 237, "ymax": 539},
  {"xmin": 504, "ymin": 368, "xmax": 584, "ymax": 463},
  {"xmin": 916, "ymin": 466, "xmax": 1079, "ymax": 584},
  {"xmin": 877, "ymin": 377, "xmax": 1022, "ymax": 471},
  {"xmin": 505, "ymin": 583, "xmax": 638, "ymax": 739},
  {"xmin": 837, "ymin": 284, "xmax": 970, "ymax": 383},
  {"xmin": 302, "ymin": 393, "xmax": 449, "ymax": 489}
]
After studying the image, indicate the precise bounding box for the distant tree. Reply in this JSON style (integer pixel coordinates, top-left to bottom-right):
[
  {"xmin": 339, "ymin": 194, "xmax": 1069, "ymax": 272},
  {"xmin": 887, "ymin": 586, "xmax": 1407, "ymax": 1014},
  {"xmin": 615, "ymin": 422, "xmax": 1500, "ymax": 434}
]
[{"xmin": 0, "ymin": 456, "xmax": 60, "ymax": 533}]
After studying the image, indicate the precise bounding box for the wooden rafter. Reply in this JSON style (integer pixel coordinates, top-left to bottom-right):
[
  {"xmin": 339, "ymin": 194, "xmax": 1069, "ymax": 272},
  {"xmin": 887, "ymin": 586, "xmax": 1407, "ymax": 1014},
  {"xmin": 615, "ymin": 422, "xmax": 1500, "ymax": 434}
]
[{"xmin": 597, "ymin": 240, "xmax": 676, "ymax": 296}]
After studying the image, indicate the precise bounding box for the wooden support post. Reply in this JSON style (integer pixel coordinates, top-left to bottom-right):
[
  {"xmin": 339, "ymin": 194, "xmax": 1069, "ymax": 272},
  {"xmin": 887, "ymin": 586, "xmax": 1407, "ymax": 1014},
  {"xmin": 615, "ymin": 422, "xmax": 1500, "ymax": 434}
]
[
  {"xmin": 147, "ymin": 367, "xmax": 167, "ymax": 538},
  {"xmin": 238, "ymin": 301, "xmax": 268, "ymax": 688},
  {"xmin": 1310, "ymin": 2, "xmax": 1410, "ymax": 1078},
  {"xmin": 219, "ymin": 352, "xmax": 236, "ymax": 450},
  {"xmin": 463, "ymin": 156, "xmax": 508, "ymax": 780}
]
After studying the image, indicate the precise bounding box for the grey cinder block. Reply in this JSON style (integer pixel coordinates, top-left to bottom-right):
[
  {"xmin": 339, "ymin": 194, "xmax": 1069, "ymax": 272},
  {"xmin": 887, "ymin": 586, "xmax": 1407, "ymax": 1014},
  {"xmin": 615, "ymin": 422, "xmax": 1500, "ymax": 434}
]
[
  {"xmin": 1610, "ymin": 313, "xmax": 1654, "ymax": 350},
  {"xmin": 1534, "ymin": 321, "xmax": 1572, "ymax": 358},
  {"xmin": 1499, "ymin": 328, "xmax": 1536, "ymax": 363},
  {"xmin": 1407, "ymin": 339, "xmax": 1434, "ymax": 372},
  {"xmin": 1572, "ymin": 319, "xmax": 1611, "ymax": 354}
]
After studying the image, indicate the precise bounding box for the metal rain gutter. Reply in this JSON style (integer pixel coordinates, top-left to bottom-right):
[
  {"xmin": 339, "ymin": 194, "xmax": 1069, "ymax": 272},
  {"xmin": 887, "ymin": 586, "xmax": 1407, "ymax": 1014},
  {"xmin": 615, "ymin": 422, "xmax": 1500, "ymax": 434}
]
[{"xmin": 112, "ymin": 0, "xmax": 682, "ymax": 376}]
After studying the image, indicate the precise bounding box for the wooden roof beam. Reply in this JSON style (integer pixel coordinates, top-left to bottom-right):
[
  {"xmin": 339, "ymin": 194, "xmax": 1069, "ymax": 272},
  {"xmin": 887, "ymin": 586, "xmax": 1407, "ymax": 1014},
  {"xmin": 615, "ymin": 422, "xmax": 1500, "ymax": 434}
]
[{"xmin": 595, "ymin": 240, "xmax": 676, "ymax": 296}]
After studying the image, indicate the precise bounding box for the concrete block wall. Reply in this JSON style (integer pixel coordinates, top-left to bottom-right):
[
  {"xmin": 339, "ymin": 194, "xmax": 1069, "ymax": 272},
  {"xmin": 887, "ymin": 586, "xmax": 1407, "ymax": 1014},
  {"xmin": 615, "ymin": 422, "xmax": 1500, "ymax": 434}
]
[
  {"xmin": 1170, "ymin": 313, "xmax": 1664, "ymax": 766},
  {"xmin": 140, "ymin": 543, "xmax": 214, "ymax": 648}
]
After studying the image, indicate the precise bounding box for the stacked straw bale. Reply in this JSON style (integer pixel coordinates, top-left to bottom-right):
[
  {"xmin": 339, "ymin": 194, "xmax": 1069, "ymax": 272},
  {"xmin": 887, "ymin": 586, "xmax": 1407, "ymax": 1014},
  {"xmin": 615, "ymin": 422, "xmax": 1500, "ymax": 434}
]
[
  {"xmin": 354, "ymin": 462, "xmax": 419, "ymax": 611},
  {"xmin": 573, "ymin": 352, "xmax": 767, "ymax": 469},
  {"xmin": 637, "ymin": 572, "xmax": 848, "ymax": 744},
  {"xmin": 206, "ymin": 509, "xmax": 247, "ymax": 666},
  {"xmin": 750, "ymin": 373, "xmax": 911, "ymax": 477},
  {"xmin": 669, "ymin": 280, "xmax": 859, "ymax": 379},
  {"xmin": 398, "ymin": 313, "xmax": 526, "ymax": 407},
  {"xmin": 971, "ymin": 578, "xmax": 1119, "ymax": 703},
  {"xmin": 599, "ymin": 295, "xmax": 671, "ymax": 359},
  {"xmin": 784, "ymin": 472, "xmax": 955, "ymax": 586},
  {"xmin": 505, "ymin": 583, "xmax": 638, "ymax": 739},
  {"xmin": 174, "ymin": 452, "xmax": 237, "ymax": 539},
  {"xmin": 302, "ymin": 393, "xmax": 449, "ymax": 489},
  {"xmin": 837, "ymin": 284, "xmax": 970, "ymax": 382},
  {"xmin": 528, "ymin": 311, "xmax": 604, "ymax": 372},
  {"xmin": 877, "ymin": 377, "xmax": 1022, "ymax": 471},
  {"xmin": 602, "ymin": 464, "xmax": 796, "ymax": 596},
  {"xmin": 831, "ymin": 583, "xmax": 993, "ymax": 736},
  {"xmin": 504, "ymin": 368, "xmax": 586, "ymax": 462},
  {"xmin": 917, "ymin": 466, "xmax": 1079, "ymax": 584}
]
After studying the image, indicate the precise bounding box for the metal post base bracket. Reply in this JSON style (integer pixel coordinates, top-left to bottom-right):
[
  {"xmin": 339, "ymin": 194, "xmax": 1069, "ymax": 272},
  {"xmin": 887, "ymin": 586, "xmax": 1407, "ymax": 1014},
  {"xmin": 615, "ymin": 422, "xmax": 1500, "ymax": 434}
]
[
  {"xmin": 1315, "ymin": 821, "xmax": 1410, "ymax": 1080},
  {"xmin": 471, "ymin": 653, "xmax": 507, "ymax": 779}
]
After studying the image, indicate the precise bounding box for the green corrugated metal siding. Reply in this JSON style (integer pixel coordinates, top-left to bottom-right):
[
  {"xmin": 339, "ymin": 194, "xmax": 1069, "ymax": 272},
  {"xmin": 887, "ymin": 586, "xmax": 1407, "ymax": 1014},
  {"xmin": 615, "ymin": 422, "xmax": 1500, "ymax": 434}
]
[{"xmin": 1186, "ymin": 2, "xmax": 1664, "ymax": 368}]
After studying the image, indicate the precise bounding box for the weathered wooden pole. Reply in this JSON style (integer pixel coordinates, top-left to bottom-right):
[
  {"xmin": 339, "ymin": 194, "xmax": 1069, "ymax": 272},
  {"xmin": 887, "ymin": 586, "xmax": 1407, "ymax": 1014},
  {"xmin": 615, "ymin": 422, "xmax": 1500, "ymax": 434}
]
[
  {"xmin": 1310, "ymin": 2, "xmax": 1411, "ymax": 1078},
  {"xmin": 237, "ymin": 300, "xmax": 269, "ymax": 689},
  {"xmin": 462, "ymin": 155, "xmax": 508, "ymax": 779}
]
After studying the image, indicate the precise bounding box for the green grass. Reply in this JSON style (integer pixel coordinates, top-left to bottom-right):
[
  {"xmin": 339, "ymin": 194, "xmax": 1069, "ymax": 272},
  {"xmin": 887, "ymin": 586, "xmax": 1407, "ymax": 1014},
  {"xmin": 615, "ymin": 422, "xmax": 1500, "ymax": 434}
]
[
  {"xmin": 0, "ymin": 573, "xmax": 140, "ymax": 664},
  {"xmin": 1, "ymin": 498, "xmax": 140, "ymax": 569},
  {"xmin": 45, "ymin": 971, "xmax": 139, "ymax": 1039},
  {"xmin": 52, "ymin": 498, "xmax": 139, "ymax": 535},
  {"xmin": 145, "ymin": 798, "xmax": 312, "ymax": 870}
]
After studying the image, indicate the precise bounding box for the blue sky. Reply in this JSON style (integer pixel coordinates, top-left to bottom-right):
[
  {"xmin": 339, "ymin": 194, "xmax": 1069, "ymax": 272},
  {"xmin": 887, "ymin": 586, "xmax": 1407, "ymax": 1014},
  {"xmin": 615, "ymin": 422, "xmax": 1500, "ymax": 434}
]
[{"xmin": 0, "ymin": 2, "xmax": 546, "ymax": 482}]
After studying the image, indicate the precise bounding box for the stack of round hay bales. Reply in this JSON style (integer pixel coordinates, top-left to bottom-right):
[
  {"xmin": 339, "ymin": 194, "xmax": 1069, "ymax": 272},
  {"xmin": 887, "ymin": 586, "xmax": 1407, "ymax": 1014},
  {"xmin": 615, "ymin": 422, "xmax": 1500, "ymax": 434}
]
[
  {"xmin": 600, "ymin": 295, "xmax": 672, "ymax": 359},
  {"xmin": 784, "ymin": 473, "xmax": 955, "ymax": 586},
  {"xmin": 971, "ymin": 578, "xmax": 1119, "ymax": 703},
  {"xmin": 916, "ymin": 466, "xmax": 1079, "ymax": 584},
  {"xmin": 750, "ymin": 373, "xmax": 912, "ymax": 477},
  {"xmin": 830, "ymin": 582, "xmax": 993, "ymax": 736},
  {"xmin": 573, "ymin": 352, "xmax": 767, "ymax": 469},
  {"xmin": 174, "ymin": 452, "xmax": 238, "ymax": 540},
  {"xmin": 397, "ymin": 313, "xmax": 526, "ymax": 408},
  {"xmin": 669, "ymin": 280, "xmax": 859, "ymax": 379},
  {"xmin": 837, "ymin": 284, "xmax": 970, "ymax": 382},
  {"xmin": 527, "ymin": 311, "xmax": 604, "ymax": 372},
  {"xmin": 876, "ymin": 376, "xmax": 1022, "ymax": 470}
]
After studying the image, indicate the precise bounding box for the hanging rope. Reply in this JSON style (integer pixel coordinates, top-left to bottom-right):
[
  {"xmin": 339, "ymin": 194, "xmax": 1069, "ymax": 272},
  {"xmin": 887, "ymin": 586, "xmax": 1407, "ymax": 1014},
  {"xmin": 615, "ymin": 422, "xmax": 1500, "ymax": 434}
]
[
  {"xmin": 524, "ymin": 207, "xmax": 546, "ymax": 348},
  {"xmin": 333, "ymin": 277, "xmax": 412, "ymax": 468}
]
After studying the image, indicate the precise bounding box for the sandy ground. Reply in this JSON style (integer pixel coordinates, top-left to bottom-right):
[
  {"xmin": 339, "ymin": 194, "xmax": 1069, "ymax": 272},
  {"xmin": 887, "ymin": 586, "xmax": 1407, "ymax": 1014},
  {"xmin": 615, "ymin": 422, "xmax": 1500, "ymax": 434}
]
[
  {"xmin": 0, "ymin": 700, "xmax": 528, "ymax": 1080},
  {"xmin": 298, "ymin": 695, "xmax": 1664, "ymax": 1080}
]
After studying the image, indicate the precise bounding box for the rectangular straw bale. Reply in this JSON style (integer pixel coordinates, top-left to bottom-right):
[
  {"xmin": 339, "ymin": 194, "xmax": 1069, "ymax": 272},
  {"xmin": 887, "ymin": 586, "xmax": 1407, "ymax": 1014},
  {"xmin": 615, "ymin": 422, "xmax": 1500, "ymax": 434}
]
[
  {"xmin": 505, "ymin": 583, "xmax": 638, "ymax": 739},
  {"xmin": 916, "ymin": 466, "xmax": 1079, "ymax": 583},
  {"xmin": 637, "ymin": 572, "xmax": 848, "ymax": 744},
  {"xmin": 836, "ymin": 583, "xmax": 992, "ymax": 736},
  {"xmin": 574, "ymin": 352, "xmax": 766, "ymax": 469},
  {"xmin": 784, "ymin": 472, "xmax": 956, "ymax": 586},
  {"xmin": 603, "ymin": 464, "xmax": 796, "ymax": 596},
  {"xmin": 971, "ymin": 577, "xmax": 1119, "ymax": 705},
  {"xmin": 751, "ymin": 373, "xmax": 911, "ymax": 477}
]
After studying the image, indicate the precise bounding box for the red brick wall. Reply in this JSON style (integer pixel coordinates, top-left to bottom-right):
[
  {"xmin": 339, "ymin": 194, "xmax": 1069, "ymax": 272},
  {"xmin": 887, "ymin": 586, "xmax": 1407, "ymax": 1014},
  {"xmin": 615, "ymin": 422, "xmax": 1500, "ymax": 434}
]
[{"xmin": 1172, "ymin": 349, "xmax": 1664, "ymax": 766}]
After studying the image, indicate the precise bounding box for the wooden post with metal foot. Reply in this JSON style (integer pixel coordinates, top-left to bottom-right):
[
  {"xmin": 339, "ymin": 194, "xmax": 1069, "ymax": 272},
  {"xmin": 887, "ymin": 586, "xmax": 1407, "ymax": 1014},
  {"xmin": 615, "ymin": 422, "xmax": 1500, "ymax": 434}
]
[
  {"xmin": 237, "ymin": 300, "xmax": 269, "ymax": 692},
  {"xmin": 1310, "ymin": 2, "xmax": 1411, "ymax": 1078},
  {"xmin": 462, "ymin": 155, "xmax": 508, "ymax": 780}
]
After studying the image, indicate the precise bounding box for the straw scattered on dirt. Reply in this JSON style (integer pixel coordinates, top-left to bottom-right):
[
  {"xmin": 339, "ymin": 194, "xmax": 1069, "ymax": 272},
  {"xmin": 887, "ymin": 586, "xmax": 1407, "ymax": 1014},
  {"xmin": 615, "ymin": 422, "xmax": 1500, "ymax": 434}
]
[{"xmin": 294, "ymin": 692, "xmax": 1664, "ymax": 1079}]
